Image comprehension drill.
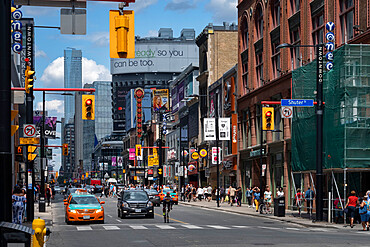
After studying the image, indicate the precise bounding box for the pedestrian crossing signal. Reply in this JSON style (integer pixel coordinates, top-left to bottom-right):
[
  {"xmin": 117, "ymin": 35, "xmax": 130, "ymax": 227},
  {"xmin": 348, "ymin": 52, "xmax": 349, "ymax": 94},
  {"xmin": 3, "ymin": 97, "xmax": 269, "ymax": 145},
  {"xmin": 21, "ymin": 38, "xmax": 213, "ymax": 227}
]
[{"xmin": 27, "ymin": 145, "xmax": 37, "ymax": 161}]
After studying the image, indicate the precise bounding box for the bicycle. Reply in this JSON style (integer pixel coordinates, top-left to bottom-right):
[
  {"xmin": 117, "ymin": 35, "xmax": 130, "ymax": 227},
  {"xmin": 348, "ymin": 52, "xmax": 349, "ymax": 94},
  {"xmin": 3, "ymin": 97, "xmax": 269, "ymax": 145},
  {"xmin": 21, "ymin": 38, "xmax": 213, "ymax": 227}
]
[
  {"xmin": 259, "ymin": 199, "xmax": 273, "ymax": 214},
  {"xmin": 163, "ymin": 206, "xmax": 170, "ymax": 223}
]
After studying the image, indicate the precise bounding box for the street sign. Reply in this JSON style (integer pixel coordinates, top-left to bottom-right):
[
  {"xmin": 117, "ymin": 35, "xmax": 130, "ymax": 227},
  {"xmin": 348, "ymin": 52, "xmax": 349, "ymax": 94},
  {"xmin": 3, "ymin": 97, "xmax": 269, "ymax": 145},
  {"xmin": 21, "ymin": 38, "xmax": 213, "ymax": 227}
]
[
  {"xmin": 199, "ymin": 149, "xmax": 208, "ymax": 157},
  {"xmin": 204, "ymin": 118, "xmax": 216, "ymax": 140},
  {"xmin": 219, "ymin": 118, "xmax": 231, "ymax": 140},
  {"xmin": 281, "ymin": 99, "xmax": 314, "ymax": 107},
  {"xmin": 23, "ymin": 124, "xmax": 36, "ymax": 137},
  {"xmin": 20, "ymin": 137, "xmax": 39, "ymax": 145},
  {"xmin": 191, "ymin": 152, "xmax": 199, "ymax": 160},
  {"xmin": 281, "ymin": 106, "xmax": 293, "ymax": 118}
]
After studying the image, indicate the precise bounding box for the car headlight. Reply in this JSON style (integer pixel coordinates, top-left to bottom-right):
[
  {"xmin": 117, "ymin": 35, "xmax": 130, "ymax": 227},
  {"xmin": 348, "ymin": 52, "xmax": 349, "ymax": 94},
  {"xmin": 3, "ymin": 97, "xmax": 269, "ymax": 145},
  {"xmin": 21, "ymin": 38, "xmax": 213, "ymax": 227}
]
[
  {"xmin": 68, "ymin": 209, "xmax": 77, "ymax": 213},
  {"xmin": 147, "ymin": 201, "xmax": 153, "ymax": 207},
  {"xmin": 96, "ymin": 208, "xmax": 103, "ymax": 213},
  {"xmin": 122, "ymin": 202, "xmax": 129, "ymax": 208}
]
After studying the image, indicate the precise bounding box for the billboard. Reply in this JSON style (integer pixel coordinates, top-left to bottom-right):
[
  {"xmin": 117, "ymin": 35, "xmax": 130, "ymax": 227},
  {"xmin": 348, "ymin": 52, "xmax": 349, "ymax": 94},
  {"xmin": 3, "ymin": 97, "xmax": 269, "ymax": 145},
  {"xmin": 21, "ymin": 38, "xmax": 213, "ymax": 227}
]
[
  {"xmin": 125, "ymin": 89, "xmax": 152, "ymax": 131},
  {"xmin": 153, "ymin": 89, "xmax": 169, "ymax": 112},
  {"xmin": 33, "ymin": 116, "xmax": 57, "ymax": 139},
  {"xmin": 110, "ymin": 43, "xmax": 198, "ymax": 75}
]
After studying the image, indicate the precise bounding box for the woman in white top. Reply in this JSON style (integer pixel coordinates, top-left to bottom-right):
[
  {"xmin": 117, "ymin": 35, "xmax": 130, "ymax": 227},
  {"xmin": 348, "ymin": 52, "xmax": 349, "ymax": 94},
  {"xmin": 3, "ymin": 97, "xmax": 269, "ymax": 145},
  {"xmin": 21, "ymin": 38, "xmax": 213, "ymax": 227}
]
[{"xmin": 276, "ymin": 187, "xmax": 284, "ymax": 198}]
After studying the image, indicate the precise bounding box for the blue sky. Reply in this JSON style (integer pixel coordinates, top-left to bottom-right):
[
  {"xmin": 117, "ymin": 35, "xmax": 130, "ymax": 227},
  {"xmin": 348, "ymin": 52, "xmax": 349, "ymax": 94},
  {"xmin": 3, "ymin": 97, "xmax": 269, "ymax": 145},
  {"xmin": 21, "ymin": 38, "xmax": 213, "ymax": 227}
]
[{"xmin": 19, "ymin": 0, "xmax": 237, "ymax": 171}]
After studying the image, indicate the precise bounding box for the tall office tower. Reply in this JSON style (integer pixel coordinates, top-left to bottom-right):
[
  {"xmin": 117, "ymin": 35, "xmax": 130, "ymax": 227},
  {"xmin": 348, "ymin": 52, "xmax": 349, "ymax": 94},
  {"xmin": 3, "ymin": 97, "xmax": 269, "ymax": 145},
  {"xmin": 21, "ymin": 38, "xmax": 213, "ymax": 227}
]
[
  {"xmin": 93, "ymin": 81, "xmax": 113, "ymax": 140},
  {"xmin": 64, "ymin": 48, "xmax": 82, "ymax": 123}
]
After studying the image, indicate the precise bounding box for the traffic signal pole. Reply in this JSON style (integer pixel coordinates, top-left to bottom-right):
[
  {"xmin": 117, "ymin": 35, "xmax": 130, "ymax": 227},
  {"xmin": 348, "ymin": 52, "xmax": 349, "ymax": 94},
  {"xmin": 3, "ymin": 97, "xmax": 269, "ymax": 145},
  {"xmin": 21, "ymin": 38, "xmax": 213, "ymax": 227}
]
[
  {"xmin": 0, "ymin": 0, "xmax": 12, "ymax": 223},
  {"xmin": 39, "ymin": 91, "xmax": 46, "ymax": 212}
]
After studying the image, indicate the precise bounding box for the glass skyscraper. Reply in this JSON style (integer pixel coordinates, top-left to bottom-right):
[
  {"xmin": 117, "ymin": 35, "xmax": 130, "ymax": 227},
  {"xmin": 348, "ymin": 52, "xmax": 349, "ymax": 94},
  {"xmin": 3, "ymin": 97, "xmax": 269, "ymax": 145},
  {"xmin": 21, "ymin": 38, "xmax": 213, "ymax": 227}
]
[
  {"xmin": 93, "ymin": 81, "xmax": 113, "ymax": 140},
  {"xmin": 64, "ymin": 48, "xmax": 82, "ymax": 123}
]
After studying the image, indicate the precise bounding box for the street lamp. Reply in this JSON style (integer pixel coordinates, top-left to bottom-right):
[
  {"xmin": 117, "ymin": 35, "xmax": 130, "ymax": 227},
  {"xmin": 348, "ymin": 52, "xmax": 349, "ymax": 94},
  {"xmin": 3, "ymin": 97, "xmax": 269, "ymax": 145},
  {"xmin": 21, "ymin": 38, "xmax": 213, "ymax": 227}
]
[{"xmin": 277, "ymin": 43, "xmax": 325, "ymax": 221}]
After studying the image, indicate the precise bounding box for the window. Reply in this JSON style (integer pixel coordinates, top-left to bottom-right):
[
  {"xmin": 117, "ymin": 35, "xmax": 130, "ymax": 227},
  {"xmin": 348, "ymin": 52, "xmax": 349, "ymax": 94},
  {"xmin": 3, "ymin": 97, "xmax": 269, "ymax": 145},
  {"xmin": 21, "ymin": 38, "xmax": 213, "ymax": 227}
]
[
  {"xmin": 255, "ymin": 4, "xmax": 264, "ymax": 40},
  {"xmin": 242, "ymin": 18, "xmax": 249, "ymax": 51},
  {"xmin": 272, "ymin": 0, "xmax": 281, "ymax": 28},
  {"xmin": 271, "ymin": 39, "xmax": 281, "ymax": 79},
  {"xmin": 290, "ymin": 0, "xmax": 300, "ymax": 15},
  {"xmin": 256, "ymin": 52, "xmax": 263, "ymax": 87},
  {"xmin": 242, "ymin": 58, "xmax": 249, "ymax": 94},
  {"xmin": 312, "ymin": 11, "xmax": 324, "ymax": 45},
  {"xmin": 290, "ymin": 27, "xmax": 301, "ymax": 69},
  {"xmin": 340, "ymin": 0, "xmax": 354, "ymax": 43}
]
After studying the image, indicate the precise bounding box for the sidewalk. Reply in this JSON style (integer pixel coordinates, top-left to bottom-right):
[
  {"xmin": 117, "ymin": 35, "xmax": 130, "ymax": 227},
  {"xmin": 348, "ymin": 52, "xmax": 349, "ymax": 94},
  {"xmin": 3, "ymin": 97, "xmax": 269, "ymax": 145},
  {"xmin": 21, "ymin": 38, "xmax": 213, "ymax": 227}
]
[
  {"xmin": 180, "ymin": 200, "xmax": 344, "ymax": 229},
  {"xmin": 23, "ymin": 202, "xmax": 53, "ymax": 228}
]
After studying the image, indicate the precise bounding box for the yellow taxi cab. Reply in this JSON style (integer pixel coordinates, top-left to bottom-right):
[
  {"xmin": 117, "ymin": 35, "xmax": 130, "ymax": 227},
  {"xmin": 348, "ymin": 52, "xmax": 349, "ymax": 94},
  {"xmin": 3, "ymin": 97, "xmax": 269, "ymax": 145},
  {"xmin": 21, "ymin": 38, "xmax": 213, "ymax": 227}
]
[
  {"xmin": 159, "ymin": 188, "xmax": 178, "ymax": 205},
  {"xmin": 64, "ymin": 193, "xmax": 105, "ymax": 224}
]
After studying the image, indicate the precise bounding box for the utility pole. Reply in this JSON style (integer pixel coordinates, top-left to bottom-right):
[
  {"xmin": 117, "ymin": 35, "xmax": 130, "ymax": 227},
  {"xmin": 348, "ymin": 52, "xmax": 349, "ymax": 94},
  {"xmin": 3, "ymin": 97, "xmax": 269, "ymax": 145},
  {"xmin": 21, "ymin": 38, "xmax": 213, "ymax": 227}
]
[
  {"xmin": 39, "ymin": 91, "xmax": 46, "ymax": 212},
  {"xmin": 0, "ymin": 0, "xmax": 12, "ymax": 223},
  {"xmin": 215, "ymin": 90, "xmax": 220, "ymax": 208},
  {"xmin": 158, "ymin": 113, "xmax": 163, "ymax": 186}
]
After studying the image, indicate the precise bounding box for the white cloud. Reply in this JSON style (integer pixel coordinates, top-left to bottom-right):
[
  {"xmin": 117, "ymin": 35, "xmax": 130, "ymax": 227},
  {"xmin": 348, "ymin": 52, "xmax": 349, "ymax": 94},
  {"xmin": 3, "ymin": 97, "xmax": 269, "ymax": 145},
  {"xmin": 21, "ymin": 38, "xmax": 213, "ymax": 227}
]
[
  {"xmin": 206, "ymin": 0, "xmax": 237, "ymax": 23},
  {"xmin": 90, "ymin": 32, "xmax": 109, "ymax": 47},
  {"xmin": 132, "ymin": 0, "xmax": 158, "ymax": 12},
  {"xmin": 165, "ymin": 0, "xmax": 198, "ymax": 11},
  {"xmin": 35, "ymin": 49, "xmax": 47, "ymax": 58},
  {"xmin": 40, "ymin": 57, "xmax": 111, "ymax": 88},
  {"xmin": 147, "ymin": 30, "xmax": 158, "ymax": 37},
  {"xmin": 36, "ymin": 99, "xmax": 64, "ymax": 114}
]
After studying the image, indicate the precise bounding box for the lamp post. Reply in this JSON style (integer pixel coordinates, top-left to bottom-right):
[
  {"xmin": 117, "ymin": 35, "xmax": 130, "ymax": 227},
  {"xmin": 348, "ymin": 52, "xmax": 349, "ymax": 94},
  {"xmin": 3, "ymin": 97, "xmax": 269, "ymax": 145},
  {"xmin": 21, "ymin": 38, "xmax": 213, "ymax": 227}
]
[{"xmin": 276, "ymin": 43, "xmax": 324, "ymax": 221}]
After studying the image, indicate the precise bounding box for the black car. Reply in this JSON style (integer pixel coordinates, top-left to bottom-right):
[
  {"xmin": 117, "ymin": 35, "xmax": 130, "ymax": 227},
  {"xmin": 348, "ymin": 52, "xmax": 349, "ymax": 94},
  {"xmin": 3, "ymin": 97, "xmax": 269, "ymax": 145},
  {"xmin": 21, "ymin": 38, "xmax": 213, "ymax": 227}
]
[
  {"xmin": 117, "ymin": 190, "xmax": 154, "ymax": 218},
  {"xmin": 93, "ymin": 185, "xmax": 103, "ymax": 194},
  {"xmin": 145, "ymin": 189, "xmax": 161, "ymax": 207}
]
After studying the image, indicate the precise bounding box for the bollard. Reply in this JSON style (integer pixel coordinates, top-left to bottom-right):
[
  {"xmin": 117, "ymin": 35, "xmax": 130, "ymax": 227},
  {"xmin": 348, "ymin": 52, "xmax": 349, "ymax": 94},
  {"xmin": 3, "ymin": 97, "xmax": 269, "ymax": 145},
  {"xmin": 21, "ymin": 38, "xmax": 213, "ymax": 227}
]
[{"xmin": 32, "ymin": 218, "xmax": 51, "ymax": 247}]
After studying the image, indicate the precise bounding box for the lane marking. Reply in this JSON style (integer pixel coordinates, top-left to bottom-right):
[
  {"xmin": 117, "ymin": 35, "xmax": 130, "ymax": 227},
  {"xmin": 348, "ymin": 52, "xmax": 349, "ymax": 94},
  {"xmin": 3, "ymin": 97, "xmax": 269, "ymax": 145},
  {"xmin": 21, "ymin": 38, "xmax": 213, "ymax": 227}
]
[
  {"xmin": 156, "ymin": 225, "xmax": 176, "ymax": 230},
  {"xmin": 129, "ymin": 225, "xmax": 148, "ymax": 230},
  {"xmin": 107, "ymin": 215, "xmax": 113, "ymax": 218},
  {"xmin": 103, "ymin": 226, "xmax": 120, "ymax": 230},
  {"xmin": 182, "ymin": 224, "xmax": 203, "ymax": 229},
  {"xmin": 258, "ymin": 226, "xmax": 279, "ymax": 230},
  {"xmin": 232, "ymin": 226, "xmax": 251, "ymax": 228},
  {"xmin": 76, "ymin": 226, "xmax": 92, "ymax": 231},
  {"xmin": 154, "ymin": 213, "xmax": 188, "ymax": 224},
  {"xmin": 286, "ymin": 227, "xmax": 301, "ymax": 231},
  {"xmin": 116, "ymin": 219, "xmax": 122, "ymax": 222},
  {"xmin": 206, "ymin": 225, "xmax": 231, "ymax": 229}
]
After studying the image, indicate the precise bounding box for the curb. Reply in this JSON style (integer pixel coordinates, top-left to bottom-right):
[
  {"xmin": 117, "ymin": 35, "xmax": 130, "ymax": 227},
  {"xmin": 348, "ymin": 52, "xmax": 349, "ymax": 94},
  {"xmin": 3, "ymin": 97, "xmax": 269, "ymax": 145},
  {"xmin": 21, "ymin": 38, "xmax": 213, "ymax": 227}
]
[{"xmin": 179, "ymin": 202, "xmax": 340, "ymax": 229}]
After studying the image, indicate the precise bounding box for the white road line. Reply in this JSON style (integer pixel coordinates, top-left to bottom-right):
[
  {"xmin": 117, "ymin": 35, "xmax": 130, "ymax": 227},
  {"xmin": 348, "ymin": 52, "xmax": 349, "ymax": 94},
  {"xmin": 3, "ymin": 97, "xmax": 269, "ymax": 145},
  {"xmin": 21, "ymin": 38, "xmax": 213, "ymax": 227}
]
[
  {"xmin": 206, "ymin": 225, "xmax": 231, "ymax": 230},
  {"xmin": 76, "ymin": 226, "xmax": 92, "ymax": 231},
  {"xmin": 107, "ymin": 215, "xmax": 113, "ymax": 218},
  {"xmin": 103, "ymin": 226, "xmax": 120, "ymax": 230},
  {"xmin": 182, "ymin": 224, "xmax": 203, "ymax": 229},
  {"xmin": 129, "ymin": 225, "xmax": 148, "ymax": 230},
  {"xmin": 310, "ymin": 228, "xmax": 331, "ymax": 232},
  {"xmin": 232, "ymin": 226, "xmax": 251, "ymax": 228},
  {"xmin": 156, "ymin": 225, "xmax": 176, "ymax": 230},
  {"xmin": 116, "ymin": 219, "xmax": 122, "ymax": 222},
  {"xmin": 258, "ymin": 226, "xmax": 279, "ymax": 230},
  {"xmin": 286, "ymin": 227, "xmax": 301, "ymax": 231}
]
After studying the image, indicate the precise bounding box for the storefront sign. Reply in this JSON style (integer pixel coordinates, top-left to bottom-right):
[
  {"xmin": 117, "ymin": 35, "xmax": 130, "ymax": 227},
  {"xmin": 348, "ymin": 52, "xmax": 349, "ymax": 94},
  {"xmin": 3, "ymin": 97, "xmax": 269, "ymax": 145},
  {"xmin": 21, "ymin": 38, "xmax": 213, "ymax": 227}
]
[
  {"xmin": 232, "ymin": 113, "xmax": 238, "ymax": 155},
  {"xmin": 212, "ymin": 147, "xmax": 221, "ymax": 165},
  {"xmin": 129, "ymin": 148, "xmax": 135, "ymax": 160}
]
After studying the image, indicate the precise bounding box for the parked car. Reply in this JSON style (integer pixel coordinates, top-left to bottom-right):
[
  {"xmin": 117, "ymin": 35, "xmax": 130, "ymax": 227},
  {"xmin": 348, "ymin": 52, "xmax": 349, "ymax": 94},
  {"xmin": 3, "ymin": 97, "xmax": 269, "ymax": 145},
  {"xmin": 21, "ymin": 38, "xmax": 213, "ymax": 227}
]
[
  {"xmin": 117, "ymin": 190, "xmax": 154, "ymax": 219},
  {"xmin": 145, "ymin": 189, "xmax": 161, "ymax": 207}
]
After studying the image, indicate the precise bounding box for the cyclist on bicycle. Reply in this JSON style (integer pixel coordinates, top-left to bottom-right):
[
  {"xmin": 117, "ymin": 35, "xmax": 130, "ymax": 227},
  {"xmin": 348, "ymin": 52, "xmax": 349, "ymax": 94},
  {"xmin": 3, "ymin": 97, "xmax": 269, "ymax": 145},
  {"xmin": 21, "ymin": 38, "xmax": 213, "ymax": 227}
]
[
  {"xmin": 264, "ymin": 186, "xmax": 272, "ymax": 208},
  {"xmin": 163, "ymin": 192, "xmax": 173, "ymax": 216}
]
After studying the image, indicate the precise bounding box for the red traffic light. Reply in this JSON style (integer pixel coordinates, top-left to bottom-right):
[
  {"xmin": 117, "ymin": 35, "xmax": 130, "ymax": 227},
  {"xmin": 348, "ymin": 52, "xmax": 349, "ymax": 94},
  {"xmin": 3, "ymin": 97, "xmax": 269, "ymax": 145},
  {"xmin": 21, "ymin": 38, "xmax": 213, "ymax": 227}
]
[
  {"xmin": 265, "ymin": 111, "xmax": 272, "ymax": 117},
  {"xmin": 118, "ymin": 107, "xmax": 123, "ymax": 111},
  {"xmin": 85, "ymin": 99, "xmax": 92, "ymax": 106}
]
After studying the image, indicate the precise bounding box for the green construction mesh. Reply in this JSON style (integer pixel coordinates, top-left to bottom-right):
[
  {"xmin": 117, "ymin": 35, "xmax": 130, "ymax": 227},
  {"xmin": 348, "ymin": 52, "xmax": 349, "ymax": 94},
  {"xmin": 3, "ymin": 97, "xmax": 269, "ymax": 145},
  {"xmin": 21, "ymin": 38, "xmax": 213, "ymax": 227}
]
[{"xmin": 292, "ymin": 45, "xmax": 370, "ymax": 171}]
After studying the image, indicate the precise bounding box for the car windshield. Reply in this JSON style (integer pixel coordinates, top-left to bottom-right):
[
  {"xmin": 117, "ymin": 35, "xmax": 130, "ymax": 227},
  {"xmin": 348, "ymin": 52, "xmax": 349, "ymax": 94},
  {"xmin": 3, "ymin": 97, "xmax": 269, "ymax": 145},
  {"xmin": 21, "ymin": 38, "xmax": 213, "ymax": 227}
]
[
  {"xmin": 163, "ymin": 189, "xmax": 174, "ymax": 194},
  {"xmin": 70, "ymin": 196, "xmax": 100, "ymax": 205},
  {"xmin": 96, "ymin": 185, "xmax": 102, "ymax": 188},
  {"xmin": 123, "ymin": 191, "xmax": 148, "ymax": 201},
  {"xmin": 146, "ymin": 190, "xmax": 158, "ymax": 194}
]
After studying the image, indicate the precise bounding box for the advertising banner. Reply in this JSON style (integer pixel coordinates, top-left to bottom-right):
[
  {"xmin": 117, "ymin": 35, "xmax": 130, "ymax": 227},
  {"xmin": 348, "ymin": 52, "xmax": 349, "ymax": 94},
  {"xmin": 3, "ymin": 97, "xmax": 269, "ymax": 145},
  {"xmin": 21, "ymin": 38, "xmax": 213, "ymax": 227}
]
[
  {"xmin": 232, "ymin": 113, "xmax": 238, "ymax": 155},
  {"xmin": 204, "ymin": 118, "xmax": 216, "ymax": 140},
  {"xmin": 33, "ymin": 116, "xmax": 57, "ymax": 139},
  {"xmin": 112, "ymin": 156, "xmax": 117, "ymax": 167},
  {"xmin": 212, "ymin": 147, "xmax": 222, "ymax": 165},
  {"xmin": 153, "ymin": 89, "xmax": 169, "ymax": 112},
  {"xmin": 219, "ymin": 118, "xmax": 230, "ymax": 140},
  {"xmin": 117, "ymin": 156, "xmax": 123, "ymax": 167},
  {"xmin": 129, "ymin": 148, "xmax": 135, "ymax": 160}
]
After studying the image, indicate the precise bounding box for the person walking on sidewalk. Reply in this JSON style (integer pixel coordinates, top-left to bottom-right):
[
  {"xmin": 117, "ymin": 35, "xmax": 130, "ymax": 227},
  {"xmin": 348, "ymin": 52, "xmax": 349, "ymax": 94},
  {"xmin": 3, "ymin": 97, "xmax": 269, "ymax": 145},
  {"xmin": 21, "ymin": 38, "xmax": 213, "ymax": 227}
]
[
  {"xmin": 236, "ymin": 187, "xmax": 242, "ymax": 207},
  {"xmin": 206, "ymin": 185, "xmax": 212, "ymax": 202},
  {"xmin": 276, "ymin": 187, "xmax": 284, "ymax": 198},
  {"xmin": 345, "ymin": 190, "xmax": 358, "ymax": 228},
  {"xmin": 245, "ymin": 187, "xmax": 252, "ymax": 208},
  {"xmin": 12, "ymin": 186, "xmax": 26, "ymax": 225},
  {"xmin": 295, "ymin": 188, "xmax": 304, "ymax": 215},
  {"xmin": 229, "ymin": 186, "xmax": 236, "ymax": 206},
  {"xmin": 253, "ymin": 187, "xmax": 261, "ymax": 212},
  {"xmin": 305, "ymin": 186, "xmax": 315, "ymax": 215},
  {"xmin": 220, "ymin": 186, "xmax": 226, "ymax": 203},
  {"xmin": 359, "ymin": 196, "xmax": 369, "ymax": 231},
  {"xmin": 45, "ymin": 184, "xmax": 52, "ymax": 206}
]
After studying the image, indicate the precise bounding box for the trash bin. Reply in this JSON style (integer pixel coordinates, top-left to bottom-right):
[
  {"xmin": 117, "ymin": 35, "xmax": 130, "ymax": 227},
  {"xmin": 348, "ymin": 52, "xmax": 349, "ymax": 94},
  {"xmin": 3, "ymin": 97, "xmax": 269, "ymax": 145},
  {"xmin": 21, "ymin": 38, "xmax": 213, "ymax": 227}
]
[
  {"xmin": 0, "ymin": 221, "xmax": 34, "ymax": 247},
  {"xmin": 274, "ymin": 197, "xmax": 285, "ymax": 217}
]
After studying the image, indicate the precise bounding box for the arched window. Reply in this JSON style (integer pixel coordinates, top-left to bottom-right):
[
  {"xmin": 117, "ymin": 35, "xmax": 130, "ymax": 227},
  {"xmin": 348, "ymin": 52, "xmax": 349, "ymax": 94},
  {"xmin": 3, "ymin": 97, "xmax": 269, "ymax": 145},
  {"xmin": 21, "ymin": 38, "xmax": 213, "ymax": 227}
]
[
  {"xmin": 242, "ymin": 17, "xmax": 249, "ymax": 51},
  {"xmin": 255, "ymin": 4, "xmax": 264, "ymax": 40},
  {"xmin": 271, "ymin": 0, "xmax": 281, "ymax": 28}
]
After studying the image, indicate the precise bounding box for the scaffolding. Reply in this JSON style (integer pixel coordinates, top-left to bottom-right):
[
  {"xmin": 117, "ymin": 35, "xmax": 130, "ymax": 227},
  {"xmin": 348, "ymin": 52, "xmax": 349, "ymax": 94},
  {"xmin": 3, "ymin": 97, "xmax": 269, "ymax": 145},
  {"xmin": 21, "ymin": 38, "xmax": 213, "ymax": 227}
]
[{"xmin": 290, "ymin": 45, "xmax": 370, "ymax": 221}]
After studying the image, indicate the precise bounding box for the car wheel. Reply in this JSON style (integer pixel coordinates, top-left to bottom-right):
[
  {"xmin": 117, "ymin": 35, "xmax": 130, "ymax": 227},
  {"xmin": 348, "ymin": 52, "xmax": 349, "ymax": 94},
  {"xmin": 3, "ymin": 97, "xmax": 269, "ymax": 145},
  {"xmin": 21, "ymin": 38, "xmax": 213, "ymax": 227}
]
[
  {"xmin": 65, "ymin": 216, "xmax": 70, "ymax": 225},
  {"xmin": 175, "ymin": 202, "xmax": 178, "ymax": 205},
  {"xmin": 120, "ymin": 213, "xmax": 126, "ymax": 219},
  {"xmin": 117, "ymin": 209, "xmax": 121, "ymax": 218}
]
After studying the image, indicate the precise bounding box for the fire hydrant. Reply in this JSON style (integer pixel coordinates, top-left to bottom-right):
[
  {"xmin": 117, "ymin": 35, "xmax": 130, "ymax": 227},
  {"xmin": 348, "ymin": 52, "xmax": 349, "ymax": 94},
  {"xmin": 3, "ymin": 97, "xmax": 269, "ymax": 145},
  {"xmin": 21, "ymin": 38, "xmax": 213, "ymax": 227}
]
[{"xmin": 32, "ymin": 218, "xmax": 51, "ymax": 247}]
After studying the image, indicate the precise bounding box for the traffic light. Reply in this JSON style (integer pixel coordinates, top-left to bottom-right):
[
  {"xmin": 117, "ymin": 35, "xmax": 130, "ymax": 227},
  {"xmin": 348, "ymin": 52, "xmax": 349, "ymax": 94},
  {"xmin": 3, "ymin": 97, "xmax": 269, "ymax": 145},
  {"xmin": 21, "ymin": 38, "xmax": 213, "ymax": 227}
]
[
  {"xmin": 158, "ymin": 168, "xmax": 162, "ymax": 175},
  {"xmin": 262, "ymin": 107, "xmax": 275, "ymax": 131},
  {"xmin": 62, "ymin": 143, "xmax": 68, "ymax": 156},
  {"xmin": 82, "ymin": 95, "xmax": 95, "ymax": 120},
  {"xmin": 11, "ymin": 110, "xmax": 18, "ymax": 136},
  {"xmin": 109, "ymin": 10, "xmax": 135, "ymax": 59},
  {"xmin": 27, "ymin": 145, "xmax": 37, "ymax": 161},
  {"xmin": 135, "ymin": 144, "xmax": 142, "ymax": 156},
  {"xmin": 24, "ymin": 65, "xmax": 35, "ymax": 94},
  {"xmin": 15, "ymin": 146, "xmax": 23, "ymax": 162}
]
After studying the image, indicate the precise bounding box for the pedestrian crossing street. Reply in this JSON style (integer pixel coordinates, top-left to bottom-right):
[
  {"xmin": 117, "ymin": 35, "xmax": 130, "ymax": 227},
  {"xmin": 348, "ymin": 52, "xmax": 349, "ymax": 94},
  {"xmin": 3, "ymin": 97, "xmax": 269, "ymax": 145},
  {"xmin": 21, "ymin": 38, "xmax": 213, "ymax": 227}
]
[{"xmin": 70, "ymin": 224, "xmax": 335, "ymax": 233}]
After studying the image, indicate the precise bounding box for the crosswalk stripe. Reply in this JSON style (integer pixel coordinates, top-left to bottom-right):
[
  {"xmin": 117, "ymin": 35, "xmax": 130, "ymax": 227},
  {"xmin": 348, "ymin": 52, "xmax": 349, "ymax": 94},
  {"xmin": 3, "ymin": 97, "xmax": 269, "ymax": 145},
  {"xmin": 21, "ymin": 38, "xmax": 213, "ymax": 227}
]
[
  {"xmin": 286, "ymin": 227, "xmax": 300, "ymax": 231},
  {"xmin": 182, "ymin": 224, "xmax": 203, "ymax": 229},
  {"xmin": 129, "ymin": 225, "xmax": 148, "ymax": 230},
  {"xmin": 206, "ymin": 225, "xmax": 231, "ymax": 229},
  {"xmin": 103, "ymin": 226, "xmax": 120, "ymax": 230},
  {"xmin": 258, "ymin": 226, "xmax": 279, "ymax": 230},
  {"xmin": 232, "ymin": 226, "xmax": 251, "ymax": 229},
  {"xmin": 76, "ymin": 226, "xmax": 92, "ymax": 231},
  {"xmin": 156, "ymin": 225, "xmax": 176, "ymax": 229}
]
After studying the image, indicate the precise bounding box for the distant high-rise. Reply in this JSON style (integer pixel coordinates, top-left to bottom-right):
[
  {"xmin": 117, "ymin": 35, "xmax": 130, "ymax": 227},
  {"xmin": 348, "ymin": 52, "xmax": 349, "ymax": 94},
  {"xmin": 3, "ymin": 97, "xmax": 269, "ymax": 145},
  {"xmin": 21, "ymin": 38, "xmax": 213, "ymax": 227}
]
[
  {"xmin": 93, "ymin": 81, "xmax": 113, "ymax": 140},
  {"xmin": 64, "ymin": 48, "xmax": 82, "ymax": 123}
]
